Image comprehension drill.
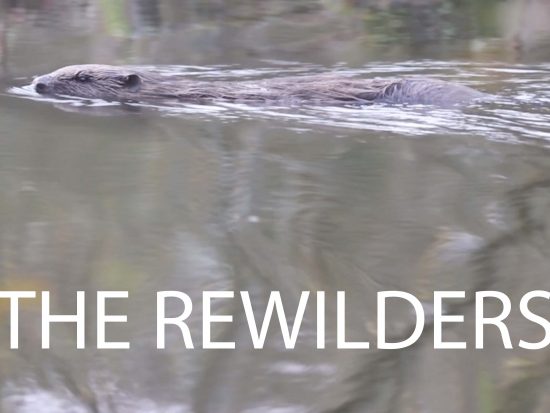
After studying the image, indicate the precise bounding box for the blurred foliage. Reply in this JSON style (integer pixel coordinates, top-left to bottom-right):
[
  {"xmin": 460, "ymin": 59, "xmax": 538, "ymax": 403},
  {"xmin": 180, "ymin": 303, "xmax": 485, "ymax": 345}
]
[
  {"xmin": 99, "ymin": 0, "xmax": 131, "ymax": 37},
  {"xmin": 1, "ymin": 0, "xmax": 550, "ymax": 72}
]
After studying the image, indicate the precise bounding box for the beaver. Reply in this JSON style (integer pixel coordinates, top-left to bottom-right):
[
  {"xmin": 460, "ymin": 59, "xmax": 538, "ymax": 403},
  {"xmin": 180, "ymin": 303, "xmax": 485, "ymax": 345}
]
[{"xmin": 32, "ymin": 64, "xmax": 485, "ymax": 106}]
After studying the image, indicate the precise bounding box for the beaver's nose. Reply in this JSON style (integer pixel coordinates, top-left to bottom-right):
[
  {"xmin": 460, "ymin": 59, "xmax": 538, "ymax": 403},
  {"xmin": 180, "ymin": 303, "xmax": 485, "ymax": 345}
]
[{"xmin": 33, "ymin": 75, "xmax": 51, "ymax": 94}]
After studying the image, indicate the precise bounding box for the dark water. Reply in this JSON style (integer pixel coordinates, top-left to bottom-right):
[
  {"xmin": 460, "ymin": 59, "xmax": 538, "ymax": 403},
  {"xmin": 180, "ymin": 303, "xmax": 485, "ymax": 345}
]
[{"xmin": 2, "ymin": 1, "xmax": 550, "ymax": 413}]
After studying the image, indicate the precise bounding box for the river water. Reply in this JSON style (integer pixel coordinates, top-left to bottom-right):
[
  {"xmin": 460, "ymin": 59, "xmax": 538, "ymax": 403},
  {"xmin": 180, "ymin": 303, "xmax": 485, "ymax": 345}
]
[{"xmin": 1, "ymin": 1, "xmax": 550, "ymax": 413}]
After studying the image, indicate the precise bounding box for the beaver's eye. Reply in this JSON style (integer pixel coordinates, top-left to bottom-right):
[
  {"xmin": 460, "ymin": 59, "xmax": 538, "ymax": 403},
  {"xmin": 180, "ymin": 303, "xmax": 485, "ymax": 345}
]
[{"xmin": 74, "ymin": 72, "xmax": 91, "ymax": 82}]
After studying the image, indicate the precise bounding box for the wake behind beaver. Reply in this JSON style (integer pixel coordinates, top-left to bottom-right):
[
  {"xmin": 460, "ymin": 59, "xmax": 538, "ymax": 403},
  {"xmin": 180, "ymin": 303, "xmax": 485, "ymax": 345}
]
[{"xmin": 31, "ymin": 64, "xmax": 486, "ymax": 106}]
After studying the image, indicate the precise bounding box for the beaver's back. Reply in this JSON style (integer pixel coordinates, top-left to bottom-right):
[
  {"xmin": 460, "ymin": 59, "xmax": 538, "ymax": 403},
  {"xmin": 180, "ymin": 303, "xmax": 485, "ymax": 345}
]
[{"xmin": 137, "ymin": 75, "xmax": 485, "ymax": 105}]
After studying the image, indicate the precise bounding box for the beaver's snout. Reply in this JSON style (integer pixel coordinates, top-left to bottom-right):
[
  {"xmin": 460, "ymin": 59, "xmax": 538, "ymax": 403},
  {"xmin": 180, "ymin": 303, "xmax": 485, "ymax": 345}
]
[{"xmin": 33, "ymin": 75, "xmax": 51, "ymax": 94}]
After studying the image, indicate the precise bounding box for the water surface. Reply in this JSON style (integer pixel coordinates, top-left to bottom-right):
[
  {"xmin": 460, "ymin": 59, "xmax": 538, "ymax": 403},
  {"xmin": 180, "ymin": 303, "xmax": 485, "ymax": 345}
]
[{"xmin": 2, "ymin": 1, "xmax": 550, "ymax": 413}]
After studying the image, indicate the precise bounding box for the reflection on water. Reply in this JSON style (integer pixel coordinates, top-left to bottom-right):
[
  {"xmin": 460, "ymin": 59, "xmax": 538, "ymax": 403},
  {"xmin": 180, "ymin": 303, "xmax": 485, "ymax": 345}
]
[{"xmin": 2, "ymin": 1, "xmax": 550, "ymax": 413}]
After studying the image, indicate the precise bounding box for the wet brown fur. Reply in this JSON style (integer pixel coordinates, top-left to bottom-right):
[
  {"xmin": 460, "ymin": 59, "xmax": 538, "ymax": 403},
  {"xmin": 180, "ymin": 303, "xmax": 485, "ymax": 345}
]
[{"xmin": 33, "ymin": 64, "xmax": 485, "ymax": 106}]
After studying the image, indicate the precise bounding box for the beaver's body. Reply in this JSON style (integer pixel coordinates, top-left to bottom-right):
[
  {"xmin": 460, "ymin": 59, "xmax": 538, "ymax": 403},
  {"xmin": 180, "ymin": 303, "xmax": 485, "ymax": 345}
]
[{"xmin": 32, "ymin": 64, "xmax": 485, "ymax": 106}]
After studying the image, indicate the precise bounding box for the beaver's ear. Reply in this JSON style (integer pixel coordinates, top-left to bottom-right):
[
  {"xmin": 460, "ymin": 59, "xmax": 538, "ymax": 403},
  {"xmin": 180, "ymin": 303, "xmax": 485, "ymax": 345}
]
[{"xmin": 121, "ymin": 74, "xmax": 141, "ymax": 90}]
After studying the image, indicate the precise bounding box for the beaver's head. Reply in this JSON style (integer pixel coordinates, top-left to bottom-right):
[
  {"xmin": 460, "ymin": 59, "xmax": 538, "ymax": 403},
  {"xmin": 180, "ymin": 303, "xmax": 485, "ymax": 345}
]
[{"xmin": 32, "ymin": 64, "xmax": 143, "ymax": 100}]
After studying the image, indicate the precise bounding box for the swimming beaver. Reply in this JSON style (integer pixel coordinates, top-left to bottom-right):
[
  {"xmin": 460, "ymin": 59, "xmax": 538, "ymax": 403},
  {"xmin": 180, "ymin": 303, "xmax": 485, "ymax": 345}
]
[{"xmin": 32, "ymin": 64, "xmax": 485, "ymax": 106}]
